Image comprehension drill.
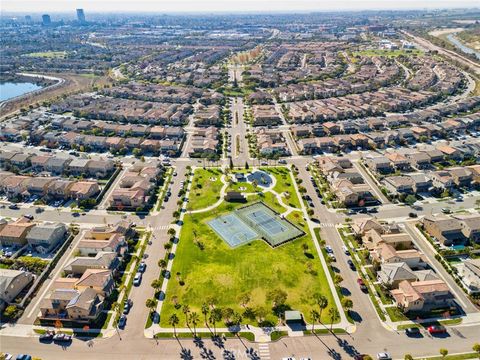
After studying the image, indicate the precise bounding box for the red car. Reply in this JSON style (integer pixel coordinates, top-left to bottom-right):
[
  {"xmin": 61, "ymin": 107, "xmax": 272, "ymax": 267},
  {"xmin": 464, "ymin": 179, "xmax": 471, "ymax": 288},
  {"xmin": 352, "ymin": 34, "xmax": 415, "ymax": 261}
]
[
  {"xmin": 357, "ymin": 278, "xmax": 368, "ymax": 292},
  {"xmin": 428, "ymin": 325, "xmax": 446, "ymax": 334}
]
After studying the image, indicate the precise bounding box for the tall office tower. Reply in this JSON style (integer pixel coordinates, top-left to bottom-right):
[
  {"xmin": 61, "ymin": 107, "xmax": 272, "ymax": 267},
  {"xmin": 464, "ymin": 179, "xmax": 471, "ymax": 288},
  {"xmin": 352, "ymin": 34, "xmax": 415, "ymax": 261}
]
[
  {"xmin": 24, "ymin": 15, "xmax": 32, "ymax": 24},
  {"xmin": 76, "ymin": 9, "xmax": 86, "ymax": 23},
  {"xmin": 42, "ymin": 14, "xmax": 51, "ymax": 26}
]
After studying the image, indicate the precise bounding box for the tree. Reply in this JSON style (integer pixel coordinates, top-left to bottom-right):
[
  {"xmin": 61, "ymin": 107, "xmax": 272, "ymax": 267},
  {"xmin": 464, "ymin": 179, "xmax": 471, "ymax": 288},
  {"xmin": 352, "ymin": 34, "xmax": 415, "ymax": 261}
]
[
  {"xmin": 158, "ymin": 259, "xmax": 167, "ymax": 269},
  {"xmin": 189, "ymin": 312, "xmax": 199, "ymax": 336},
  {"xmin": 404, "ymin": 355, "xmax": 413, "ymax": 360},
  {"xmin": 167, "ymin": 228, "xmax": 176, "ymax": 236},
  {"xmin": 238, "ymin": 292, "xmax": 251, "ymax": 308},
  {"xmin": 151, "ymin": 279, "xmax": 163, "ymax": 293},
  {"xmin": 245, "ymin": 161, "xmax": 249, "ymax": 169},
  {"xmin": 222, "ymin": 307, "xmax": 235, "ymax": 324},
  {"xmin": 313, "ymin": 293, "xmax": 328, "ymax": 321},
  {"xmin": 169, "ymin": 313, "xmax": 179, "ymax": 336},
  {"xmin": 210, "ymin": 308, "xmax": 222, "ymax": 335},
  {"xmin": 267, "ymin": 289, "xmax": 288, "ymax": 306},
  {"xmin": 310, "ymin": 309, "xmax": 320, "ymax": 333},
  {"xmin": 145, "ymin": 298, "xmax": 156, "ymax": 313},
  {"xmin": 334, "ymin": 274, "xmax": 343, "ymax": 285},
  {"xmin": 472, "ymin": 343, "xmax": 480, "ymax": 355},
  {"xmin": 341, "ymin": 298, "xmax": 353, "ymax": 316},
  {"xmin": 439, "ymin": 349, "xmax": 448, "ymax": 358},
  {"xmin": 404, "ymin": 194, "xmax": 417, "ymax": 206},
  {"xmin": 201, "ymin": 302, "xmax": 210, "ymax": 325},
  {"xmin": 182, "ymin": 304, "xmax": 191, "ymax": 326},
  {"xmin": 328, "ymin": 308, "xmax": 340, "ymax": 330}
]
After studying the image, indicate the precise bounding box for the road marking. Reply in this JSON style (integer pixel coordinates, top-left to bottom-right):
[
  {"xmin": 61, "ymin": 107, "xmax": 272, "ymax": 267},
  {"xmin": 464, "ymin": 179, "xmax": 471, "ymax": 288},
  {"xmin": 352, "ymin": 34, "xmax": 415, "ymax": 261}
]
[
  {"xmin": 151, "ymin": 225, "xmax": 170, "ymax": 231},
  {"xmin": 258, "ymin": 343, "xmax": 271, "ymax": 360}
]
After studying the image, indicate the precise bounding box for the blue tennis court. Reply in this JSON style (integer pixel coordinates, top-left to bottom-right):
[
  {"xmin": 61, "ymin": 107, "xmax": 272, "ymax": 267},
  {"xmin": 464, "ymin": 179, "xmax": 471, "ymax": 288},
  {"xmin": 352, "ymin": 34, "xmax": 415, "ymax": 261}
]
[
  {"xmin": 208, "ymin": 214, "xmax": 258, "ymax": 248},
  {"xmin": 245, "ymin": 210, "xmax": 287, "ymax": 235}
]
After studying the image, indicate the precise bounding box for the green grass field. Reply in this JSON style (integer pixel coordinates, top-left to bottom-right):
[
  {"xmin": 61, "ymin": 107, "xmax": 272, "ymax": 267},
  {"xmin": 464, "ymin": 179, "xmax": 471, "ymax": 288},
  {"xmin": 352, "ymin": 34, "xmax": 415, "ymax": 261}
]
[
  {"xmin": 260, "ymin": 167, "xmax": 302, "ymax": 209},
  {"xmin": 160, "ymin": 170, "xmax": 336, "ymax": 328},
  {"xmin": 187, "ymin": 168, "xmax": 224, "ymax": 211},
  {"xmin": 24, "ymin": 51, "xmax": 67, "ymax": 58}
]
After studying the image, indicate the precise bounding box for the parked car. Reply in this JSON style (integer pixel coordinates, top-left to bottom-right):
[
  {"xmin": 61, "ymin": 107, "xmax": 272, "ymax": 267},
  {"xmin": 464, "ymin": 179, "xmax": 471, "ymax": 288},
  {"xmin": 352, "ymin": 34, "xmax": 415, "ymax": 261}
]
[
  {"xmin": 376, "ymin": 353, "xmax": 392, "ymax": 360},
  {"xmin": 123, "ymin": 301, "xmax": 131, "ymax": 314},
  {"xmin": 342, "ymin": 245, "xmax": 350, "ymax": 256},
  {"xmin": 15, "ymin": 355, "xmax": 31, "ymax": 360},
  {"xmin": 138, "ymin": 262, "xmax": 147, "ymax": 273},
  {"xmin": 327, "ymin": 253, "xmax": 336, "ymax": 262},
  {"xmin": 347, "ymin": 259, "xmax": 356, "ymax": 270},
  {"xmin": 133, "ymin": 273, "xmax": 142, "ymax": 286},
  {"xmin": 118, "ymin": 315, "xmax": 127, "ymax": 329},
  {"xmin": 23, "ymin": 214, "xmax": 34, "ymax": 220},
  {"xmin": 408, "ymin": 212, "xmax": 418, "ymax": 218},
  {"xmin": 3, "ymin": 354, "xmax": 13, "ymax": 360},
  {"xmin": 278, "ymin": 159, "xmax": 287, "ymax": 164},
  {"xmin": 428, "ymin": 325, "xmax": 446, "ymax": 334},
  {"xmin": 405, "ymin": 327, "xmax": 421, "ymax": 337},
  {"xmin": 8, "ymin": 204, "xmax": 18, "ymax": 210},
  {"xmin": 325, "ymin": 246, "xmax": 333, "ymax": 253},
  {"xmin": 357, "ymin": 278, "xmax": 367, "ymax": 292},
  {"xmin": 53, "ymin": 333, "xmax": 72, "ymax": 342},
  {"xmin": 152, "ymin": 311, "xmax": 160, "ymax": 324},
  {"xmin": 441, "ymin": 208, "xmax": 452, "ymax": 214},
  {"xmin": 39, "ymin": 330, "xmax": 55, "ymax": 342}
]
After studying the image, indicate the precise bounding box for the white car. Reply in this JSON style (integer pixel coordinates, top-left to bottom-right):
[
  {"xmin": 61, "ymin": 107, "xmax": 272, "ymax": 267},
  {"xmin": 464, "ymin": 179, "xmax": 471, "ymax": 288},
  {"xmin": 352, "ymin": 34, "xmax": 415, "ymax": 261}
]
[
  {"xmin": 133, "ymin": 273, "xmax": 142, "ymax": 286},
  {"xmin": 377, "ymin": 353, "xmax": 392, "ymax": 360},
  {"xmin": 325, "ymin": 245, "xmax": 333, "ymax": 253},
  {"xmin": 342, "ymin": 245, "xmax": 350, "ymax": 256}
]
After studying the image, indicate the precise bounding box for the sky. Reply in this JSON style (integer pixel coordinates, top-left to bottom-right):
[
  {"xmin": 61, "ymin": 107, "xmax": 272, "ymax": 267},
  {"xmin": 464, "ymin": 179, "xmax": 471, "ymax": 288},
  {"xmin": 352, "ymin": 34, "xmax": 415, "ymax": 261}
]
[{"xmin": 1, "ymin": 0, "xmax": 478, "ymax": 13}]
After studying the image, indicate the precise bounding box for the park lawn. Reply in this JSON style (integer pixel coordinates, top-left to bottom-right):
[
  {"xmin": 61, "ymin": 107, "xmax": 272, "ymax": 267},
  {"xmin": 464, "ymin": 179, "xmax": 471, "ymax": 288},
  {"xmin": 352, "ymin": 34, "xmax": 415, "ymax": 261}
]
[
  {"xmin": 24, "ymin": 51, "xmax": 67, "ymax": 58},
  {"xmin": 187, "ymin": 168, "xmax": 224, "ymax": 211},
  {"xmin": 260, "ymin": 167, "xmax": 302, "ymax": 209},
  {"xmin": 160, "ymin": 196, "xmax": 336, "ymax": 328}
]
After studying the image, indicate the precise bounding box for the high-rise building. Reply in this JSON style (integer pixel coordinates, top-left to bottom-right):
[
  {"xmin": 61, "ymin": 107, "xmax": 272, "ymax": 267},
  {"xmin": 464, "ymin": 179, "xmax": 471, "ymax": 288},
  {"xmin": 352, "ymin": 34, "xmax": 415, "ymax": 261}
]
[
  {"xmin": 76, "ymin": 9, "xmax": 86, "ymax": 23},
  {"xmin": 24, "ymin": 15, "xmax": 32, "ymax": 24},
  {"xmin": 42, "ymin": 14, "xmax": 51, "ymax": 26}
]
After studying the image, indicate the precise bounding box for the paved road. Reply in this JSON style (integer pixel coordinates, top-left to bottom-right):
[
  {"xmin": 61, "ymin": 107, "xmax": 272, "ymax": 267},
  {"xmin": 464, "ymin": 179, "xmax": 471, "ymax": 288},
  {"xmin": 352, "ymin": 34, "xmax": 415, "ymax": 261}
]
[{"xmin": 230, "ymin": 97, "xmax": 250, "ymax": 166}]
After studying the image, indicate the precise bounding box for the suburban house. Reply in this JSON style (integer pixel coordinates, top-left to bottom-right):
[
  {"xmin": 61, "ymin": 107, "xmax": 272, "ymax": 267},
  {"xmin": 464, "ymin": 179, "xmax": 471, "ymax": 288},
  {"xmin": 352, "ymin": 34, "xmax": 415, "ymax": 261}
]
[
  {"xmin": 25, "ymin": 223, "xmax": 68, "ymax": 253},
  {"xmin": 371, "ymin": 243, "xmax": 425, "ymax": 269},
  {"xmin": 391, "ymin": 279, "xmax": 455, "ymax": 313},
  {"xmin": 69, "ymin": 181, "xmax": 100, "ymax": 200},
  {"xmin": 0, "ymin": 218, "xmax": 35, "ymax": 247},
  {"xmin": 382, "ymin": 176, "xmax": 415, "ymax": 195},
  {"xmin": 452, "ymin": 214, "xmax": 480, "ymax": 243},
  {"xmin": 63, "ymin": 251, "xmax": 119, "ymax": 276},
  {"xmin": 457, "ymin": 259, "xmax": 480, "ymax": 294},
  {"xmin": 422, "ymin": 216, "xmax": 466, "ymax": 246},
  {"xmin": 39, "ymin": 287, "xmax": 104, "ymax": 323},
  {"xmin": 0, "ymin": 269, "xmax": 34, "ymax": 311}
]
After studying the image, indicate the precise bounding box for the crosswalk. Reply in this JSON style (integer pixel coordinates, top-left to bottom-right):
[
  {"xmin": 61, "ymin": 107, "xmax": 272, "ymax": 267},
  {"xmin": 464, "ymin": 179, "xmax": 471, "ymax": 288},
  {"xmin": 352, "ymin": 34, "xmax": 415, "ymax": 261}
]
[
  {"xmin": 150, "ymin": 225, "xmax": 170, "ymax": 231},
  {"xmin": 258, "ymin": 343, "xmax": 270, "ymax": 360}
]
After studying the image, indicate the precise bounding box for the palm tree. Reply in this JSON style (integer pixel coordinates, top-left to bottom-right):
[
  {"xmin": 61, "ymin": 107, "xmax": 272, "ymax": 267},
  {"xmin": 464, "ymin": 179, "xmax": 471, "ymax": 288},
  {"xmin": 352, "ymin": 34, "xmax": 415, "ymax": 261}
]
[
  {"xmin": 328, "ymin": 308, "xmax": 340, "ymax": 331},
  {"xmin": 310, "ymin": 309, "xmax": 320, "ymax": 333},
  {"xmin": 182, "ymin": 304, "xmax": 190, "ymax": 326},
  {"xmin": 169, "ymin": 313, "xmax": 179, "ymax": 337},
  {"xmin": 313, "ymin": 293, "xmax": 328, "ymax": 321},
  {"xmin": 201, "ymin": 302, "xmax": 209, "ymax": 326},
  {"xmin": 210, "ymin": 308, "xmax": 222, "ymax": 336},
  {"xmin": 151, "ymin": 279, "xmax": 162, "ymax": 294},
  {"xmin": 189, "ymin": 312, "xmax": 199, "ymax": 336},
  {"xmin": 341, "ymin": 298, "xmax": 354, "ymax": 317}
]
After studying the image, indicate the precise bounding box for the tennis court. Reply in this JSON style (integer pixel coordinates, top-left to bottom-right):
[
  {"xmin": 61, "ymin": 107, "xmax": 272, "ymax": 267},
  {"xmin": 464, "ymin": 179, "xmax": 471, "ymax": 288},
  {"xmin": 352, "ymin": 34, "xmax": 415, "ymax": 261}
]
[
  {"xmin": 208, "ymin": 202, "xmax": 305, "ymax": 248},
  {"xmin": 208, "ymin": 214, "xmax": 258, "ymax": 248},
  {"xmin": 236, "ymin": 202, "xmax": 304, "ymax": 247}
]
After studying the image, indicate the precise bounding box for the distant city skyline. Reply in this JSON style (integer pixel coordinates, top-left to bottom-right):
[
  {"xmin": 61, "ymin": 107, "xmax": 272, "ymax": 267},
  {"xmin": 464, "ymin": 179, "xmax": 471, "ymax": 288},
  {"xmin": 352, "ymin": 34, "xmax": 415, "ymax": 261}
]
[{"xmin": 2, "ymin": 0, "xmax": 479, "ymax": 13}]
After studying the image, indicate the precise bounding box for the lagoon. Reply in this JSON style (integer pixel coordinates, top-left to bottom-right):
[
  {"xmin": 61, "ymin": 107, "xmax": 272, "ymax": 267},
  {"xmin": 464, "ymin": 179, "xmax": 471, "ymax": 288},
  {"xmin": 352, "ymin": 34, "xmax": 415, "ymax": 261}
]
[{"xmin": 0, "ymin": 81, "xmax": 43, "ymax": 102}]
